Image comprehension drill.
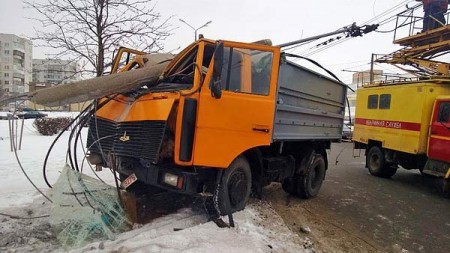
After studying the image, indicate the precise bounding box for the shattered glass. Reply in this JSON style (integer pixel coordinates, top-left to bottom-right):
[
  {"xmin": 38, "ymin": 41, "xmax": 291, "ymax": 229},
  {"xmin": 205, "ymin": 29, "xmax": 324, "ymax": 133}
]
[{"xmin": 49, "ymin": 165, "xmax": 130, "ymax": 248}]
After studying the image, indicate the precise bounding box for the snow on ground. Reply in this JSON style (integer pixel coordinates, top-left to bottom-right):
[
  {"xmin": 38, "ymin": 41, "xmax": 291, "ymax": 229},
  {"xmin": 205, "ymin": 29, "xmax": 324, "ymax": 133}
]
[{"xmin": 0, "ymin": 112, "xmax": 313, "ymax": 252}]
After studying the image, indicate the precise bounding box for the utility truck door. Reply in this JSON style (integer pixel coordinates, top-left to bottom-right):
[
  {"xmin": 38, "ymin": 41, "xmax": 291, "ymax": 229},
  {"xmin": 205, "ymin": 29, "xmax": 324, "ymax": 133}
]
[
  {"xmin": 193, "ymin": 41, "xmax": 280, "ymax": 168},
  {"xmin": 428, "ymin": 99, "xmax": 450, "ymax": 163}
]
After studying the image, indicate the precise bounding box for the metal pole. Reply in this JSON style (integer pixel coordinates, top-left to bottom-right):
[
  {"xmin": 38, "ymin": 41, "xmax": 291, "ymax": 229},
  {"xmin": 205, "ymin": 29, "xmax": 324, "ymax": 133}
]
[
  {"xmin": 276, "ymin": 28, "xmax": 349, "ymax": 48},
  {"xmin": 15, "ymin": 117, "xmax": 18, "ymax": 150},
  {"xmin": 370, "ymin": 53, "xmax": 375, "ymax": 84},
  {"xmin": 8, "ymin": 117, "xmax": 13, "ymax": 152},
  {"xmin": 19, "ymin": 117, "xmax": 24, "ymax": 150},
  {"xmin": 179, "ymin": 19, "xmax": 212, "ymax": 41}
]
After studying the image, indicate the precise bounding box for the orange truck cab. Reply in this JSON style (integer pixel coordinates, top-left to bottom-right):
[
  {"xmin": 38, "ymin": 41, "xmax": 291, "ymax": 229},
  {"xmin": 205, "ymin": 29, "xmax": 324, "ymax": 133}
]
[{"xmin": 86, "ymin": 39, "xmax": 347, "ymax": 214}]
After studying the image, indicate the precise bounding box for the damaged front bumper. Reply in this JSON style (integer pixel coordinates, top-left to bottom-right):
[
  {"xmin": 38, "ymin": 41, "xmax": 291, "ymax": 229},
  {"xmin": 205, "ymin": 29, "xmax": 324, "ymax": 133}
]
[{"xmin": 118, "ymin": 157, "xmax": 201, "ymax": 195}]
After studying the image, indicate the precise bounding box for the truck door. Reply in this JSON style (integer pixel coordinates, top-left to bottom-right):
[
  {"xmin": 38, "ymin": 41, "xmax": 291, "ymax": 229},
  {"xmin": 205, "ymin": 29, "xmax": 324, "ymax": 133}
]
[
  {"xmin": 193, "ymin": 42, "xmax": 280, "ymax": 168},
  {"xmin": 428, "ymin": 99, "xmax": 450, "ymax": 163}
]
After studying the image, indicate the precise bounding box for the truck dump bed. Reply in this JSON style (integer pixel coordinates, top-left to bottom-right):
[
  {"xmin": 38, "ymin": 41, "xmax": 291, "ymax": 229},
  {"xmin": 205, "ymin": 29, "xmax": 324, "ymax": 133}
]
[{"xmin": 273, "ymin": 60, "xmax": 347, "ymax": 141}]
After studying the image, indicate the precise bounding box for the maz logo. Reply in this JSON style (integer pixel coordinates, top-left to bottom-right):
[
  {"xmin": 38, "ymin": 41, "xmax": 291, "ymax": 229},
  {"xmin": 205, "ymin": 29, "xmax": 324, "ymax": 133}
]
[{"xmin": 119, "ymin": 132, "xmax": 130, "ymax": 142}]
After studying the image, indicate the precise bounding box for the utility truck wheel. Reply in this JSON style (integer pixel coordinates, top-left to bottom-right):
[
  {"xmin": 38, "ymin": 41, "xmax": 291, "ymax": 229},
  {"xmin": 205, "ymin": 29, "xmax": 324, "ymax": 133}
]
[
  {"xmin": 367, "ymin": 146, "xmax": 397, "ymax": 178},
  {"xmin": 443, "ymin": 179, "xmax": 450, "ymax": 198},
  {"xmin": 217, "ymin": 156, "xmax": 252, "ymax": 215},
  {"xmin": 282, "ymin": 154, "xmax": 326, "ymax": 199}
]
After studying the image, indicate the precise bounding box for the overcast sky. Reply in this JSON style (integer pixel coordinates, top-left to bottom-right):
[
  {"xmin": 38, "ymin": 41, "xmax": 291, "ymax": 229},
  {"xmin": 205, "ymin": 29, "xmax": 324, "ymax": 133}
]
[{"xmin": 1, "ymin": 0, "xmax": 422, "ymax": 83}]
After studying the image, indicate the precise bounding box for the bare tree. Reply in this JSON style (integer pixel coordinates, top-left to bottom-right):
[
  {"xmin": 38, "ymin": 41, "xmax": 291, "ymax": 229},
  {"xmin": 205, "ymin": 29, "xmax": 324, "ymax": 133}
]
[{"xmin": 25, "ymin": 0, "xmax": 172, "ymax": 77}]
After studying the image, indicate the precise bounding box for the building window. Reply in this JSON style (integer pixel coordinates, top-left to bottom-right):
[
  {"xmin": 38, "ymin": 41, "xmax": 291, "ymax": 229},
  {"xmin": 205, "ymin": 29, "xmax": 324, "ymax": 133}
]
[
  {"xmin": 4, "ymin": 65, "xmax": 9, "ymax": 70},
  {"xmin": 5, "ymin": 80, "xmax": 9, "ymax": 84},
  {"xmin": 368, "ymin": 95, "xmax": 378, "ymax": 109},
  {"xmin": 4, "ymin": 50, "xmax": 9, "ymax": 55},
  {"xmin": 379, "ymin": 94, "xmax": 391, "ymax": 109},
  {"xmin": 4, "ymin": 73, "xmax": 9, "ymax": 77}
]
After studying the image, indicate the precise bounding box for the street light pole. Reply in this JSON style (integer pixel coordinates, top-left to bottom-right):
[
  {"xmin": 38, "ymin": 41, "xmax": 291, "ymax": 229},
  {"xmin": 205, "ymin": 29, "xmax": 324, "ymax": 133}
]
[{"xmin": 179, "ymin": 19, "xmax": 212, "ymax": 41}]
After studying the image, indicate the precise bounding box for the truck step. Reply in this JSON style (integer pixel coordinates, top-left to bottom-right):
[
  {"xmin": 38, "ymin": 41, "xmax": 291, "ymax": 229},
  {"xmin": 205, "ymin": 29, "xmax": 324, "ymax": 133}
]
[
  {"xmin": 423, "ymin": 159, "xmax": 449, "ymax": 178},
  {"xmin": 422, "ymin": 170, "xmax": 445, "ymax": 178}
]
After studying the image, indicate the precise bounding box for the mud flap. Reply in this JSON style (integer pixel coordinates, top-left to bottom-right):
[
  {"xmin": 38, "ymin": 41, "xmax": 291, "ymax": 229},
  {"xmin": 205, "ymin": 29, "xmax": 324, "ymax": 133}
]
[{"xmin": 205, "ymin": 170, "xmax": 235, "ymax": 228}]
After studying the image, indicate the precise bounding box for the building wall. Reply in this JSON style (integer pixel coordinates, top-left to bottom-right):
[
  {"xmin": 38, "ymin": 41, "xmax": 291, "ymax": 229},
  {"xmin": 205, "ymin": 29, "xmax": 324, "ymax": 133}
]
[
  {"xmin": 0, "ymin": 33, "xmax": 33, "ymax": 110},
  {"xmin": 32, "ymin": 59, "xmax": 81, "ymax": 84}
]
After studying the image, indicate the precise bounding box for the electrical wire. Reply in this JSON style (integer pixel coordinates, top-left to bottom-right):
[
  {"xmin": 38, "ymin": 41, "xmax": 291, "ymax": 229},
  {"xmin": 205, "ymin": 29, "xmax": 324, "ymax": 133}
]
[
  {"xmin": 0, "ymin": 212, "xmax": 50, "ymax": 220},
  {"xmin": 9, "ymin": 117, "xmax": 53, "ymax": 203},
  {"xmin": 291, "ymin": 0, "xmax": 416, "ymax": 57},
  {"xmin": 284, "ymin": 53, "xmax": 354, "ymax": 125}
]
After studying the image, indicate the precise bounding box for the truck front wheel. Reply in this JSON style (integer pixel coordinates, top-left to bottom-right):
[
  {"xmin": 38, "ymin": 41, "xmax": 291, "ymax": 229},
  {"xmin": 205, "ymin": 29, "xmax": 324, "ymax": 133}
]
[
  {"xmin": 217, "ymin": 156, "xmax": 252, "ymax": 215},
  {"xmin": 367, "ymin": 146, "xmax": 397, "ymax": 178}
]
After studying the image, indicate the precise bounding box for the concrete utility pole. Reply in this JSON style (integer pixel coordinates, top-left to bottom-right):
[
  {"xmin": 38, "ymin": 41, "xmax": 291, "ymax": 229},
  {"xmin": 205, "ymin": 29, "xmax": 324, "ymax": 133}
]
[{"xmin": 179, "ymin": 19, "xmax": 212, "ymax": 41}]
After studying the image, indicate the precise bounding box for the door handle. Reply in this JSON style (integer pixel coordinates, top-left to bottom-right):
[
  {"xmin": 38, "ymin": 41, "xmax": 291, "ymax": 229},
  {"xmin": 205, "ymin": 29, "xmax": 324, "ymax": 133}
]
[{"xmin": 252, "ymin": 127, "xmax": 270, "ymax": 133}]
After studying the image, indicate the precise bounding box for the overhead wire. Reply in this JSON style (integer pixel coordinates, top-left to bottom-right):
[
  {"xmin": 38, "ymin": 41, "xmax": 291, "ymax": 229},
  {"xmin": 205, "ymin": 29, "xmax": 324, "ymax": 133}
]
[{"xmin": 290, "ymin": 0, "xmax": 416, "ymax": 57}]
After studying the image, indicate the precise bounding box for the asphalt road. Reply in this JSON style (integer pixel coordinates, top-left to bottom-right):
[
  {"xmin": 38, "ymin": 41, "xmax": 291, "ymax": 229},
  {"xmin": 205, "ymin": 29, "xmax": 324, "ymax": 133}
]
[{"xmin": 303, "ymin": 142, "xmax": 450, "ymax": 252}]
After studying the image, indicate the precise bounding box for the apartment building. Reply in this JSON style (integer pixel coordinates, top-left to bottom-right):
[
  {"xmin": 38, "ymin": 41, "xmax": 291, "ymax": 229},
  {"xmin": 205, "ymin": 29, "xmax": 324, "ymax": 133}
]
[
  {"xmin": 32, "ymin": 59, "xmax": 81, "ymax": 84},
  {"xmin": 0, "ymin": 33, "xmax": 33, "ymax": 100}
]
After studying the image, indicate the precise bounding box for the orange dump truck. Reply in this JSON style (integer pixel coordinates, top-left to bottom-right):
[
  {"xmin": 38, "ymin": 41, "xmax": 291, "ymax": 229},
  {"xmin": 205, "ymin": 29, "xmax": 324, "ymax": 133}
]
[
  {"xmin": 86, "ymin": 39, "xmax": 347, "ymax": 214},
  {"xmin": 353, "ymin": 79, "xmax": 450, "ymax": 195}
]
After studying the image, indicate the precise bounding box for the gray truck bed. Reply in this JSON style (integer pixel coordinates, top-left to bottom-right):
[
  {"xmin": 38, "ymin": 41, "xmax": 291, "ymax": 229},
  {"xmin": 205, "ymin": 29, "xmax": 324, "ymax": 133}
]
[{"xmin": 273, "ymin": 60, "xmax": 347, "ymax": 141}]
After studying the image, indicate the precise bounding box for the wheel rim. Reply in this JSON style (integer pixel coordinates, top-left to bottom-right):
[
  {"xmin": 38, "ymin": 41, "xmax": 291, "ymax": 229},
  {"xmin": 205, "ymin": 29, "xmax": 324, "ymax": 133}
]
[
  {"xmin": 369, "ymin": 153, "xmax": 381, "ymax": 170},
  {"xmin": 227, "ymin": 168, "xmax": 249, "ymax": 207}
]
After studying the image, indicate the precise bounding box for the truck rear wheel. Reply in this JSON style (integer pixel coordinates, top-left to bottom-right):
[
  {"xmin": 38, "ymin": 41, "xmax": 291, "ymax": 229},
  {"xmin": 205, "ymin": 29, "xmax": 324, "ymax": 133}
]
[
  {"xmin": 367, "ymin": 146, "xmax": 397, "ymax": 178},
  {"xmin": 217, "ymin": 156, "xmax": 252, "ymax": 215},
  {"xmin": 282, "ymin": 154, "xmax": 326, "ymax": 199}
]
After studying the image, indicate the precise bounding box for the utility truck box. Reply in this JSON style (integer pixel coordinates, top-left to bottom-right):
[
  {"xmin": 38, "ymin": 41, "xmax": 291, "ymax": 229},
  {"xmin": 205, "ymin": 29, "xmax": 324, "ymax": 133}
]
[{"xmin": 353, "ymin": 79, "xmax": 450, "ymax": 194}]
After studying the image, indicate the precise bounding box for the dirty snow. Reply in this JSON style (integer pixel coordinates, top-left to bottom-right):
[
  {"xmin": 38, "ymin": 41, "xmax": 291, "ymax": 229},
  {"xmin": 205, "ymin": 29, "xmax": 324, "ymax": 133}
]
[{"xmin": 0, "ymin": 113, "xmax": 313, "ymax": 252}]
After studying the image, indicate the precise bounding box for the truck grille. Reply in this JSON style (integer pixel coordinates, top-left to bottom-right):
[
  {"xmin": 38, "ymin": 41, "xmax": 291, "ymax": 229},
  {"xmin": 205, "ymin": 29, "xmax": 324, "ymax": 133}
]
[{"xmin": 87, "ymin": 117, "xmax": 166, "ymax": 163}]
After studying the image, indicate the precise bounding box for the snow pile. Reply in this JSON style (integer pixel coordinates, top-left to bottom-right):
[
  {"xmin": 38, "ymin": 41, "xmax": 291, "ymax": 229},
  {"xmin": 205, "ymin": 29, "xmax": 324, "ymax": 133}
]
[{"xmin": 73, "ymin": 201, "xmax": 310, "ymax": 253}]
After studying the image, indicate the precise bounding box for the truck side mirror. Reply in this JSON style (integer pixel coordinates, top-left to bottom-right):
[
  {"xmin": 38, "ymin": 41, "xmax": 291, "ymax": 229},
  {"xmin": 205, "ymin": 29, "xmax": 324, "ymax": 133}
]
[{"xmin": 211, "ymin": 41, "xmax": 224, "ymax": 99}]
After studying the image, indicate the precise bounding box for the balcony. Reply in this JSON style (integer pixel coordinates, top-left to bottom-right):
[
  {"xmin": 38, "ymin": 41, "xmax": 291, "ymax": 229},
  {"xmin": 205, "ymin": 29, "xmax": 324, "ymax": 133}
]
[
  {"xmin": 13, "ymin": 50, "xmax": 25, "ymax": 60},
  {"xmin": 13, "ymin": 72, "xmax": 24, "ymax": 79}
]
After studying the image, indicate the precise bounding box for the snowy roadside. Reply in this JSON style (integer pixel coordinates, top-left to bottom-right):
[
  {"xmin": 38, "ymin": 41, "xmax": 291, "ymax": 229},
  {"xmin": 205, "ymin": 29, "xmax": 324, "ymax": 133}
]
[{"xmin": 0, "ymin": 114, "xmax": 315, "ymax": 253}]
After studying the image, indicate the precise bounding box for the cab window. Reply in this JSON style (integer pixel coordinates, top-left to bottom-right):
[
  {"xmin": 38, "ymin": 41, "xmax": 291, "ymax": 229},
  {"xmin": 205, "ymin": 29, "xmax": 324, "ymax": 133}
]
[
  {"xmin": 438, "ymin": 102, "xmax": 450, "ymax": 123},
  {"xmin": 219, "ymin": 47, "xmax": 273, "ymax": 96}
]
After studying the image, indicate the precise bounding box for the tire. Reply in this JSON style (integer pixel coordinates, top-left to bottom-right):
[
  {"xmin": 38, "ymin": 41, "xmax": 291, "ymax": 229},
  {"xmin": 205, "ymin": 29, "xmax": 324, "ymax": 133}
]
[
  {"xmin": 298, "ymin": 154, "xmax": 326, "ymax": 198},
  {"xmin": 217, "ymin": 156, "xmax": 252, "ymax": 215},
  {"xmin": 282, "ymin": 154, "xmax": 326, "ymax": 199},
  {"xmin": 367, "ymin": 146, "xmax": 397, "ymax": 178},
  {"xmin": 443, "ymin": 179, "xmax": 450, "ymax": 198}
]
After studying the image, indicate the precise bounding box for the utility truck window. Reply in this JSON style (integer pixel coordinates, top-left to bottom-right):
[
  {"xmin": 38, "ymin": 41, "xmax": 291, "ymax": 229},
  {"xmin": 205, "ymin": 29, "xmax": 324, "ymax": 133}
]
[
  {"xmin": 368, "ymin": 95, "xmax": 378, "ymax": 109},
  {"xmin": 379, "ymin": 94, "xmax": 391, "ymax": 109},
  {"xmin": 438, "ymin": 102, "xmax": 450, "ymax": 123},
  {"xmin": 220, "ymin": 47, "xmax": 273, "ymax": 96}
]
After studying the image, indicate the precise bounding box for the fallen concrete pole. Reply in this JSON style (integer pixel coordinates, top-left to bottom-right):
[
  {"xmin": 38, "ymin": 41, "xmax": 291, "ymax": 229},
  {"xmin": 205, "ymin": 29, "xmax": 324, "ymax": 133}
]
[{"xmin": 29, "ymin": 55, "xmax": 173, "ymax": 107}]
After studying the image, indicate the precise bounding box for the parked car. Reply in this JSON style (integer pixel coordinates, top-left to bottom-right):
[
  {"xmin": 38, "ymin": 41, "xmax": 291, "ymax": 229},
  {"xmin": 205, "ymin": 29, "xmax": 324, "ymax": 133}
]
[
  {"xmin": 17, "ymin": 111, "xmax": 48, "ymax": 119},
  {"xmin": 0, "ymin": 113, "xmax": 18, "ymax": 120},
  {"xmin": 342, "ymin": 122, "xmax": 353, "ymax": 140}
]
